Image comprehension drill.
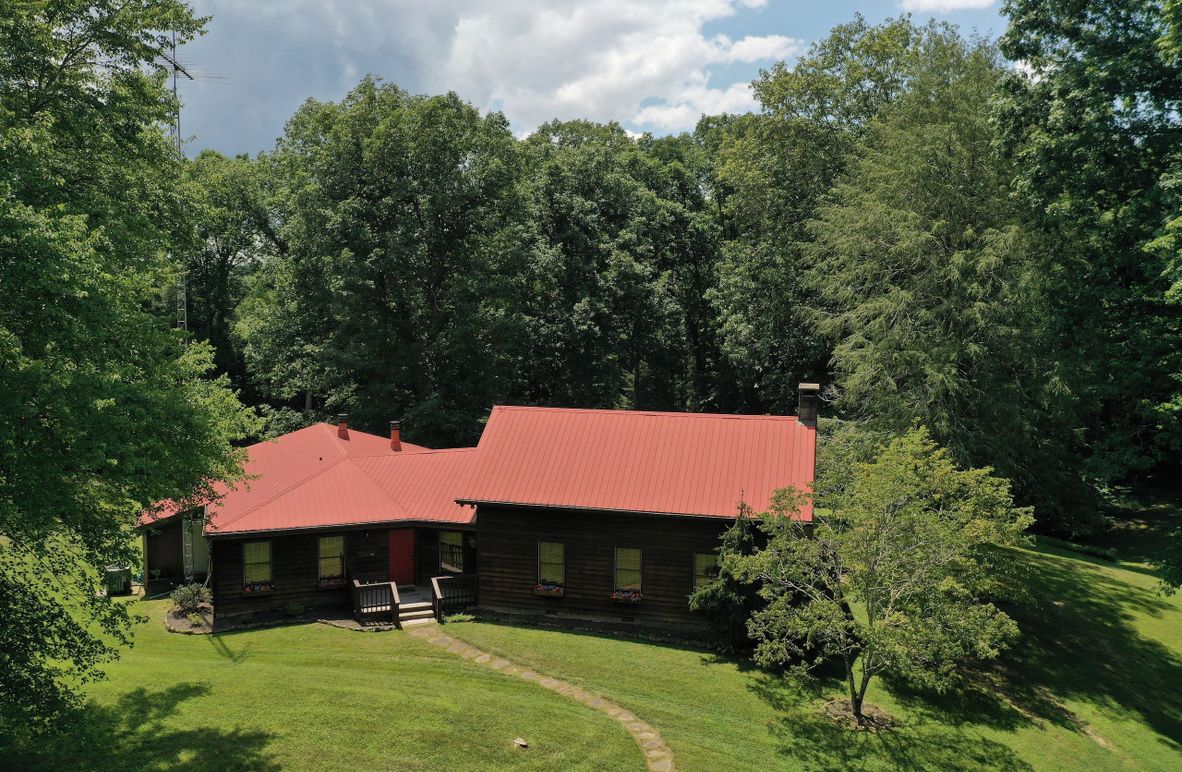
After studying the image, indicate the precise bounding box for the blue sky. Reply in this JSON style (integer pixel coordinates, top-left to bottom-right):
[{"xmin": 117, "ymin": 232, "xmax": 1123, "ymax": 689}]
[{"xmin": 179, "ymin": 1, "xmax": 1007, "ymax": 157}]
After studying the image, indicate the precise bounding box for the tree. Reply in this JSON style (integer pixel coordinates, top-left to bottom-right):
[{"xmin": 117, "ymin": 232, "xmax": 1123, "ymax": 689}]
[
  {"xmin": 998, "ymin": 0, "xmax": 1182, "ymax": 485},
  {"xmin": 708, "ymin": 15, "xmax": 928, "ymax": 413},
  {"xmin": 733, "ymin": 428, "xmax": 1033, "ymax": 721},
  {"xmin": 0, "ymin": 1, "xmax": 256, "ymax": 732},
  {"xmin": 237, "ymin": 80, "xmax": 530, "ymax": 445},
  {"xmin": 688, "ymin": 503, "xmax": 762, "ymax": 652},
  {"xmin": 806, "ymin": 30, "xmax": 1092, "ymax": 529}
]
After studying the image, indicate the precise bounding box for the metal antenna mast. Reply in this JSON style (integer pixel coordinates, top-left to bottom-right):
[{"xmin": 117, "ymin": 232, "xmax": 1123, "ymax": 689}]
[
  {"xmin": 163, "ymin": 30, "xmax": 198, "ymax": 582},
  {"xmin": 163, "ymin": 30, "xmax": 193, "ymax": 341}
]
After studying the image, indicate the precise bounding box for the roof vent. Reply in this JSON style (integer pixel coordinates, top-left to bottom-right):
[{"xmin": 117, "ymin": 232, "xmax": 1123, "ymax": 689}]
[
  {"xmin": 797, "ymin": 384, "xmax": 820, "ymax": 425},
  {"xmin": 390, "ymin": 420, "xmax": 401, "ymax": 452},
  {"xmin": 337, "ymin": 413, "xmax": 349, "ymax": 440}
]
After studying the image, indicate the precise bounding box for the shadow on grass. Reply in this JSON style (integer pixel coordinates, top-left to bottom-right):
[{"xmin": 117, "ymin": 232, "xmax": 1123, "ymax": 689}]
[
  {"xmin": 3, "ymin": 682, "xmax": 278, "ymax": 771},
  {"xmin": 886, "ymin": 549, "xmax": 1182, "ymax": 755},
  {"xmin": 207, "ymin": 631, "xmax": 252, "ymax": 663},
  {"xmin": 750, "ymin": 672, "xmax": 1032, "ymax": 771}
]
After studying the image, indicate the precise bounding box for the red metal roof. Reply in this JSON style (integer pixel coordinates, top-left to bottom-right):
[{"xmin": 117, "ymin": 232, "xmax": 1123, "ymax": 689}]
[
  {"xmin": 457, "ymin": 406, "xmax": 815, "ymax": 520},
  {"xmin": 137, "ymin": 423, "xmax": 471, "ymax": 536}
]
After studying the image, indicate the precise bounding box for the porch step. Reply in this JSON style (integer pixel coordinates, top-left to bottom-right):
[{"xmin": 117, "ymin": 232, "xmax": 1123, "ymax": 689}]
[
  {"xmin": 401, "ymin": 616, "xmax": 437, "ymax": 627},
  {"xmin": 399, "ymin": 608, "xmax": 436, "ymax": 622},
  {"xmin": 400, "ymin": 600, "xmax": 433, "ymax": 613}
]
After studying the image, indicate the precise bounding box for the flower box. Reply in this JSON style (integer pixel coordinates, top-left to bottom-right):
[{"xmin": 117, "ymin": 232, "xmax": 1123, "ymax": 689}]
[
  {"xmin": 533, "ymin": 583, "xmax": 565, "ymax": 597},
  {"xmin": 610, "ymin": 589, "xmax": 643, "ymax": 603},
  {"xmin": 243, "ymin": 581, "xmax": 274, "ymax": 594},
  {"xmin": 317, "ymin": 575, "xmax": 346, "ymax": 590}
]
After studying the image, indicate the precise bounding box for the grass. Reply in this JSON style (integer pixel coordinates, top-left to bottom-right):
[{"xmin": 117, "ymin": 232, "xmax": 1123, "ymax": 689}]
[
  {"xmin": 5, "ymin": 602, "xmax": 643, "ymax": 771},
  {"xmin": 447, "ymin": 542, "xmax": 1182, "ymax": 770},
  {"xmin": 10, "ymin": 494, "xmax": 1182, "ymax": 771}
]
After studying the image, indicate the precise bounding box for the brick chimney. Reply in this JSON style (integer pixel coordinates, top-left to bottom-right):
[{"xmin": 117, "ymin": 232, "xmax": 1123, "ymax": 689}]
[
  {"xmin": 797, "ymin": 383, "xmax": 820, "ymax": 425},
  {"xmin": 390, "ymin": 420, "xmax": 401, "ymax": 452},
  {"xmin": 336, "ymin": 413, "xmax": 349, "ymax": 440}
]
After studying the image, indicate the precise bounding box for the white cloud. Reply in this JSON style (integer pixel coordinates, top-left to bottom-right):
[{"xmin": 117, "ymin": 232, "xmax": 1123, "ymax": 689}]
[
  {"xmin": 440, "ymin": 1, "xmax": 804, "ymax": 134},
  {"xmin": 900, "ymin": 0, "xmax": 995, "ymax": 12},
  {"xmin": 181, "ymin": 0, "xmax": 802, "ymax": 153}
]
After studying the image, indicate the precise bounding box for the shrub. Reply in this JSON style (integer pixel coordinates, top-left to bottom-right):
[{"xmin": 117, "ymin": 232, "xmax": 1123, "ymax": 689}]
[
  {"xmin": 170, "ymin": 583, "xmax": 211, "ymax": 613},
  {"xmin": 187, "ymin": 613, "xmax": 205, "ymax": 627},
  {"xmin": 285, "ymin": 603, "xmax": 306, "ymax": 617}
]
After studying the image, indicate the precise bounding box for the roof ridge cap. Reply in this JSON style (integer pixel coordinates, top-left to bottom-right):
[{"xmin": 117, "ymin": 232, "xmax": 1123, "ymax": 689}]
[
  {"xmin": 492, "ymin": 405, "xmax": 799, "ymax": 420},
  {"xmin": 347, "ymin": 455, "xmax": 416, "ymax": 516}
]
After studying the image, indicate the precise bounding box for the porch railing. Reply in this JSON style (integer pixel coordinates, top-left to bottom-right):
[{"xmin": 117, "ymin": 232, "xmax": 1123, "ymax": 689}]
[
  {"xmin": 430, "ymin": 574, "xmax": 478, "ymax": 621},
  {"xmin": 351, "ymin": 578, "xmax": 400, "ymax": 626}
]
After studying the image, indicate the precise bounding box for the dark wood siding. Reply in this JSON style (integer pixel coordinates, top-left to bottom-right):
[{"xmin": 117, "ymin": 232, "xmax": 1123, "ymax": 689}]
[
  {"xmin": 144, "ymin": 519, "xmax": 183, "ymax": 581},
  {"xmin": 210, "ymin": 525, "xmax": 473, "ymax": 617},
  {"xmin": 475, "ymin": 505, "xmax": 729, "ymax": 634}
]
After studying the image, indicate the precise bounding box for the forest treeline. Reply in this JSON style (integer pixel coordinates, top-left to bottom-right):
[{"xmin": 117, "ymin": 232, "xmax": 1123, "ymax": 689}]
[{"xmin": 182, "ymin": 10, "xmax": 1181, "ymax": 534}]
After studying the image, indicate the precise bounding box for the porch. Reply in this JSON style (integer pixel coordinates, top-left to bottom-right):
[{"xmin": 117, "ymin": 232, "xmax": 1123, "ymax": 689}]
[{"xmin": 351, "ymin": 574, "xmax": 478, "ymax": 628}]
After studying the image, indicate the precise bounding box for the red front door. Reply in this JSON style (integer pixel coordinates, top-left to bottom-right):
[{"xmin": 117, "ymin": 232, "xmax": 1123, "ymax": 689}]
[{"xmin": 388, "ymin": 529, "xmax": 416, "ymax": 586}]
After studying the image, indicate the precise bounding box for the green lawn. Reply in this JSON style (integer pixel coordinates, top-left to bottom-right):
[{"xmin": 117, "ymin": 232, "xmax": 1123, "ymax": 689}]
[
  {"xmin": 447, "ymin": 542, "xmax": 1182, "ymax": 771},
  {"xmin": 9, "ymin": 501, "xmax": 1182, "ymax": 771},
  {"xmin": 6, "ymin": 602, "xmax": 643, "ymax": 771}
]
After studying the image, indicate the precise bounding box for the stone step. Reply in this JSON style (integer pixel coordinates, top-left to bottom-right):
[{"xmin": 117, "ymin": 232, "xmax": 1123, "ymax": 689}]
[{"xmin": 401, "ymin": 616, "xmax": 437, "ymax": 627}]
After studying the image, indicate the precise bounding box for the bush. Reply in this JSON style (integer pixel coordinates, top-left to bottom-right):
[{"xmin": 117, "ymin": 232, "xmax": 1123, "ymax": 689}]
[
  {"xmin": 285, "ymin": 603, "xmax": 306, "ymax": 617},
  {"xmin": 170, "ymin": 583, "xmax": 211, "ymax": 613},
  {"xmin": 187, "ymin": 613, "xmax": 205, "ymax": 626}
]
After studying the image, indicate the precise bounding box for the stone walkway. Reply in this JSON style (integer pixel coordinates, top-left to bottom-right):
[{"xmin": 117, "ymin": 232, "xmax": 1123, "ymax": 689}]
[{"xmin": 408, "ymin": 626, "xmax": 675, "ymax": 771}]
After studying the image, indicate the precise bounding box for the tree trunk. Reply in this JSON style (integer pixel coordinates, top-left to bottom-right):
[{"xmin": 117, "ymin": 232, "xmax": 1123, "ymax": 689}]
[{"xmin": 844, "ymin": 657, "xmax": 861, "ymax": 718}]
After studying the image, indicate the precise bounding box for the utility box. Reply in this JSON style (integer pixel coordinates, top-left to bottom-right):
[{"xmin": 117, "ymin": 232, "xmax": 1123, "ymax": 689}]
[{"xmin": 105, "ymin": 566, "xmax": 132, "ymax": 596}]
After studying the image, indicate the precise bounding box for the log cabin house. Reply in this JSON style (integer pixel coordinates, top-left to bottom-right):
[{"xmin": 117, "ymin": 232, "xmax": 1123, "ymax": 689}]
[{"xmin": 140, "ymin": 384, "xmax": 818, "ymax": 634}]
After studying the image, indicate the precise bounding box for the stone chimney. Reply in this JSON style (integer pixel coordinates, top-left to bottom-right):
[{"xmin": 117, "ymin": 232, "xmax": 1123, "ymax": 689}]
[
  {"xmin": 797, "ymin": 383, "xmax": 820, "ymax": 425},
  {"xmin": 390, "ymin": 420, "xmax": 402, "ymax": 452},
  {"xmin": 336, "ymin": 413, "xmax": 349, "ymax": 440}
]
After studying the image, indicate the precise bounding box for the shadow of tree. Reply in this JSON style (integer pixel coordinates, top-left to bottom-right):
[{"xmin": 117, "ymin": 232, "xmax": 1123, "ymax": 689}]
[
  {"xmin": 885, "ymin": 549, "xmax": 1182, "ymax": 753},
  {"xmin": 748, "ymin": 672, "xmax": 1032, "ymax": 771},
  {"xmin": 207, "ymin": 631, "xmax": 252, "ymax": 663},
  {"xmin": 3, "ymin": 682, "xmax": 278, "ymax": 771}
]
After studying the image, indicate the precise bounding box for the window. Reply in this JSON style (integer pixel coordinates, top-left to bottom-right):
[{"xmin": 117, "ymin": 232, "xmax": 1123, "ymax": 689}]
[
  {"xmin": 440, "ymin": 531, "xmax": 464, "ymax": 574},
  {"xmin": 693, "ymin": 552, "xmax": 719, "ymax": 589},
  {"xmin": 318, "ymin": 535, "xmax": 345, "ymax": 588},
  {"xmin": 614, "ymin": 547, "xmax": 642, "ymax": 592},
  {"xmin": 243, "ymin": 541, "xmax": 272, "ymax": 592},
  {"xmin": 538, "ymin": 542, "xmax": 565, "ymax": 586}
]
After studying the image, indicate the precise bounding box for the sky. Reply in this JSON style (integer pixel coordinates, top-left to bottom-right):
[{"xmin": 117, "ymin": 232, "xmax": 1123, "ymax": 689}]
[{"xmin": 178, "ymin": 0, "xmax": 1007, "ymax": 157}]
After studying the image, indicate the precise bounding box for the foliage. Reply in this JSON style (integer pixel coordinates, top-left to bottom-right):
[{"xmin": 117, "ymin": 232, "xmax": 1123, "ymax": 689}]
[
  {"xmin": 688, "ymin": 505, "xmax": 762, "ymax": 653},
  {"xmin": 806, "ymin": 30, "xmax": 1094, "ymax": 530},
  {"xmin": 285, "ymin": 603, "xmax": 306, "ymax": 617},
  {"xmin": 733, "ymin": 428, "xmax": 1034, "ymax": 719},
  {"xmin": 708, "ymin": 15, "xmax": 931, "ymax": 413},
  {"xmin": 169, "ymin": 584, "xmax": 212, "ymax": 614},
  {"xmin": 0, "ymin": 0, "xmax": 256, "ymax": 732},
  {"xmin": 998, "ymin": 0, "xmax": 1182, "ymax": 486}
]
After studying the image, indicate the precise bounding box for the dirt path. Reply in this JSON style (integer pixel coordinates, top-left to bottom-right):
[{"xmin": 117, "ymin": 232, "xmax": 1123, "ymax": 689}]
[{"xmin": 408, "ymin": 626, "xmax": 675, "ymax": 771}]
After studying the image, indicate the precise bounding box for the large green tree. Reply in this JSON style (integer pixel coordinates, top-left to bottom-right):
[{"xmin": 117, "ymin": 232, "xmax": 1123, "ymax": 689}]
[
  {"xmin": 709, "ymin": 16, "xmax": 927, "ymax": 413},
  {"xmin": 0, "ymin": 0, "xmax": 255, "ymax": 731},
  {"xmin": 732, "ymin": 428, "xmax": 1032, "ymax": 721},
  {"xmin": 807, "ymin": 31, "xmax": 1091, "ymax": 528},
  {"xmin": 238, "ymin": 80, "xmax": 530, "ymax": 445},
  {"xmin": 998, "ymin": 0, "xmax": 1182, "ymax": 484}
]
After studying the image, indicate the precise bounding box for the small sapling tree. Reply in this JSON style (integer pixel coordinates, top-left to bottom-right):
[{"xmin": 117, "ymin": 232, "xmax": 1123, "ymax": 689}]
[{"xmin": 734, "ymin": 427, "xmax": 1033, "ymax": 721}]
